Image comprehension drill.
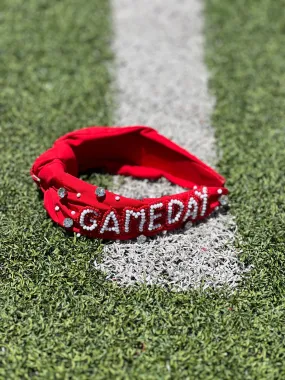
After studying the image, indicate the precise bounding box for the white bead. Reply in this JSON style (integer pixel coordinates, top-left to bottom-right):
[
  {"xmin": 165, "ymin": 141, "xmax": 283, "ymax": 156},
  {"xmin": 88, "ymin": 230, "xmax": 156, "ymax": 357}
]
[
  {"xmin": 79, "ymin": 209, "xmax": 98, "ymax": 231},
  {"xmin": 167, "ymin": 199, "xmax": 184, "ymax": 224},
  {"xmin": 217, "ymin": 189, "xmax": 223, "ymax": 194},
  {"xmin": 32, "ymin": 174, "xmax": 41, "ymax": 182},
  {"xmin": 148, "ymin": 203, "xmax": 163, "ymax": 231},
  {"xmin": 55, "ymin": 206, "xmax": 60, "ymax": 211},
  {"xmin": 183, "ymin": 197, "xmax": 198, "ymax": 221},
  {"xmin": 71, "ymin": 211, "xmax": 76, "ymax": 215},
  {"xmin": 124, "ymin": 209, "xmax": 146, "ymax": 233},
  {"xmin": 76, "ymin": 193, "xmax": 81, "ymax": 198},
  {"xmin": 115, "ymin": 196, "xmax": 120, "ymax": 201},
  {"xmin": 100, "ymin": 211, "xmax": 120, "ymax": 234},
  {"xmin": 195, "ymin": 186, "xmax": 208, "ymax": 216}
]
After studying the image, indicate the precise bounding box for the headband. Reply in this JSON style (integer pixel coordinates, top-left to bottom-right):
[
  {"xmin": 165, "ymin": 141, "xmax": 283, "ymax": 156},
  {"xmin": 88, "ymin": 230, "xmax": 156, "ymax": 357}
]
[{"xmin": 31, "ymin": 126, "xmax": 228, "ymax": 240}]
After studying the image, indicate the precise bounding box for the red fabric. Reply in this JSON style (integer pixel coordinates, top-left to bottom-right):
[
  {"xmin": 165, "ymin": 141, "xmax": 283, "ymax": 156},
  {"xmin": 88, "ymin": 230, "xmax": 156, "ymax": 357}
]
[{"xmin": 31, "ymin": 126, "xmax": 228, "ymax": 240}]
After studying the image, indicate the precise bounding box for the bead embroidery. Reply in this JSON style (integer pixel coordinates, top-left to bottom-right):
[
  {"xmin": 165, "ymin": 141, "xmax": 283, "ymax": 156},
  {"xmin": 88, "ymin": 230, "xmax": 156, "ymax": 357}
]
[
  {"xmin": 76, "ymin": 187, "xmax": 219, "ymax": 238},
  {"xmin": 194, "ymin": 186, "xmax": 208, "ymax": 217},
  {"xmin": 79, "ymin": 209, "xmax": 99, "ymax": 231},
  {"xmin": 72, "ymin": 185, "xmax": 222, "ymax": 238},
  {"xmin": 32, "ymin": 126, "xmax": 228, "ymax": 240},
  {"xmin": 148, "ymin": 202, "xmax": 164, "ymax": 231},
  {"xmin": 183, "ymin": 197, "xmax": 198, "ymax": 222},
  {"xmin": 167, "ymin": 199, "xmax": 184, "ymax": 225},
  {"xmin": 124, "ymin": 209, "xmax": 146, "ymax": 233},
  {"xmin": 100, "ymin": 210, "xmax": 120, "ymax": 234}
]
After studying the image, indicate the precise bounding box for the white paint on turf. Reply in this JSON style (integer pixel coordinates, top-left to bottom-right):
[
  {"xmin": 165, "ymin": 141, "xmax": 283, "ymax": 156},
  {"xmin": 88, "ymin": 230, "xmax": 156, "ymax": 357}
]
[{"xmin": 95, "ymin": 0, "xmax": 250, "ymax": 290}]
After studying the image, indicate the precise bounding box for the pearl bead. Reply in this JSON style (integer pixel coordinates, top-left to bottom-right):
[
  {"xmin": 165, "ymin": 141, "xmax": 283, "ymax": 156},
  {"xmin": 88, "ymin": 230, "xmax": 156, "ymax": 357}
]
[
  {"xmin": 125, "ymin": 209, "xmax": 146, "ymax": 233},
  {"xmin": 100, "ymin": 210, "xmax": 120, "ymax": 234},
  {"xmin": 71, "ymin": 211, "xmax": 76, "ymax": 215},
  {"xmin": 76, "ymin": 193, "xmax": 81, "ymax": 198},
  {"xmin": 79, "ymin": 209, "xmax": 98, "ymax": 231},
  {"xmin": 217, "ymin": 189, "xmax": 223, "ymax": 194},
  {"xmin": 148, "ymin": 203, "xmax": 163, "ymax": 231},
  {"xmin": 167, "ymin": 199, "xmax": 184, "ymax": 224},
  {"xmin": 115, "ymin": 196, "xmax": 120, "ymax": 201},
  {"xmin": 55, "ymin": 206, "xmax": 60, "ymax": 211},
  {"xmin": 32, "ymin": 174, "xmax": 41, "ymax": 182},
  {"xmin": 183, "ymin": 197, "xmax": 198, "ymax": 221},
  {"xmin": 195, "ymin": 187, "xmax": 208, "ymax": 216}
]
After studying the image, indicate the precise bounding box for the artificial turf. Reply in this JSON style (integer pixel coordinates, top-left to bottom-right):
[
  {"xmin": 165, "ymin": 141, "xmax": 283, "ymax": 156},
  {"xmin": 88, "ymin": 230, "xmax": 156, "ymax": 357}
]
[{"xmin": 1, "ymin": 0, "xmax": 285, "ymax": 378}]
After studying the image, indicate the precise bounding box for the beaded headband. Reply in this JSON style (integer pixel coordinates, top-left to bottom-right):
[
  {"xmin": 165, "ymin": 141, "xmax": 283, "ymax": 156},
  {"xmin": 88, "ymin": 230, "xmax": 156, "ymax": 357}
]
[{"xmin": 31, "ymin": 126, "xmax": 228, "ymax": 240}]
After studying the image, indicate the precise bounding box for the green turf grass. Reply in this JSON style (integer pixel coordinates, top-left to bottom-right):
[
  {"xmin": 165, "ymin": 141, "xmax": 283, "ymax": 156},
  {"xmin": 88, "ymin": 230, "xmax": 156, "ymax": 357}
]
[
  {"xmin": 1, "ymin": 0, "xmax": 285, "ymax": 378},
  {"xmin": 205, "ymin": 0, "xmax": 285, "ymax": 377}
]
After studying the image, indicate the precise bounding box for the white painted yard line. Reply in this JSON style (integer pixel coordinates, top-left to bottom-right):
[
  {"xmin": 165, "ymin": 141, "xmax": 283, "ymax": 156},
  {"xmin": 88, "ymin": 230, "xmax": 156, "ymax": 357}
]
[{"xmin": 95, "ymin": 0, "xmax": 250, "ymax": 290}]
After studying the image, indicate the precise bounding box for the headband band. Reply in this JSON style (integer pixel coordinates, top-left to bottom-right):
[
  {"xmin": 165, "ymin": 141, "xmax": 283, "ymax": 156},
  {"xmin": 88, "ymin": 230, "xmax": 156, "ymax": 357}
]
[{"xmin": 31, "ymin": 126, "xmax": 228, "ymax": 240}]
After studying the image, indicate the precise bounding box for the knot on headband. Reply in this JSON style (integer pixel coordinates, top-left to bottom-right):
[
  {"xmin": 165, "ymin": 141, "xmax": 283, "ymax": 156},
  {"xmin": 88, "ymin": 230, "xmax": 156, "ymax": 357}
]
[{"xmin": 31, "ymin": 126, "xmax": 228, "ymax": 240}]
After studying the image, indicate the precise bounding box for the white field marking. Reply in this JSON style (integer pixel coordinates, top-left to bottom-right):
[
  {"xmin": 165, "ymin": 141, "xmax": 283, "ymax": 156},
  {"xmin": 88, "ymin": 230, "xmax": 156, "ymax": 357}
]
[{"xmin": 96, "ymin": 0, "xmax": 251, "ymax": 290}]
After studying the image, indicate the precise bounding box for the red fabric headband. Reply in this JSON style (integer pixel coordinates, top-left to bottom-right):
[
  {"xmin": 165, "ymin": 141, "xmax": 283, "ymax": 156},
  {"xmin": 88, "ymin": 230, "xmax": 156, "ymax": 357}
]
[{"xmin": 31, "ymin": 126, "xmax": 228, "ymax": 240}]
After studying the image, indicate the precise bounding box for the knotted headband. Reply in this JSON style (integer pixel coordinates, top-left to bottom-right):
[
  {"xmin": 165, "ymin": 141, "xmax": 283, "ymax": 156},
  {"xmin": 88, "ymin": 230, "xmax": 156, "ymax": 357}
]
[{"xmin": 31, "ymin": 126, "xmax": 228, "ymax": 240}]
